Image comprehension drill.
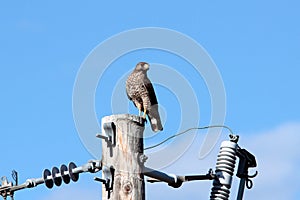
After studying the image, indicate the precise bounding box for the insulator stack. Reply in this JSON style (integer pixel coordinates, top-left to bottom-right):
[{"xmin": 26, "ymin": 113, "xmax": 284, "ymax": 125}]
[
  {"xmin": 43, "ymin": 162, "xmax": 79, "ymax": 189},
  {"xmin": 210, "ymin": 140, "xmax": 238, "ymax": 200}
]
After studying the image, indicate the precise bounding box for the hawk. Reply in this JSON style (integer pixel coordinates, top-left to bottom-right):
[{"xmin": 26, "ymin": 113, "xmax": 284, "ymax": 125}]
[{"xmin": 126, "ymin": 62, "xmax": 163, "ymax": 132}]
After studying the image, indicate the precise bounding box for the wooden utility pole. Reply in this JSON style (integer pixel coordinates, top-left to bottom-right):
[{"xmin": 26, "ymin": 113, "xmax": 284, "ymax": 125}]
[{"xmin": 101, "ymin": 114, "xmax": 145, "ymax": 200}]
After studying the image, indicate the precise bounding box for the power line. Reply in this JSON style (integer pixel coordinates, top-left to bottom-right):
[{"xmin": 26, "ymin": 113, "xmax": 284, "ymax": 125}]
[{"xmin": 144, "ymin": 125, "xmax": 234, "ymax": 150}]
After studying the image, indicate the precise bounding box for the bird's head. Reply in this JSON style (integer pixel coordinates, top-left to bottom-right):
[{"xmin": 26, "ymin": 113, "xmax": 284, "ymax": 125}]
[{"xmin": 135, "ymin": 62, "xmax": 150, "ymax": 72}]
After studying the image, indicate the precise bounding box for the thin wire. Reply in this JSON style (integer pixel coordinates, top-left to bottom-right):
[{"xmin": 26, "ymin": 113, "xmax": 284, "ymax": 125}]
[{"xmin": 144, "ymin": 125, "xmax": 234, "ymax": 150}]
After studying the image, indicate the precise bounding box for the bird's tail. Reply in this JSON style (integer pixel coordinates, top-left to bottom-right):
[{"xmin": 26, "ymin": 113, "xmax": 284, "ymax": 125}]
[{"xmin": 147, "ymin": 104, "xmax": 163, "ymax": 132}]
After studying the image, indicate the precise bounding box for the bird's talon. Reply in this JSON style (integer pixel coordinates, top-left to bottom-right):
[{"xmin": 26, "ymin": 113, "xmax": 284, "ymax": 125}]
[{"xmin": 144, "ymin": 117, "xmax": 148, "ymax": 123}]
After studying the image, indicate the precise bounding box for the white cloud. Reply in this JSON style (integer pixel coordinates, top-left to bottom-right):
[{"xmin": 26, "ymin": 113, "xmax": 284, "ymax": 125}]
[{"xmin": 240, "ymin": 122, "xmax": 300, "ymax": 200}]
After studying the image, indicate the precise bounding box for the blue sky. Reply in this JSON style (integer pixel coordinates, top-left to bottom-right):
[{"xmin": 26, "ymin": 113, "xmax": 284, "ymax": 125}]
[{"xmin": 1, "ymin": 1, "xmax": 300, "ymax": 199}]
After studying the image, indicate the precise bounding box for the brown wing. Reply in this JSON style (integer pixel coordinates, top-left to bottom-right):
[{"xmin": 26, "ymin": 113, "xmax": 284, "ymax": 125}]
[
  {"xmin": 144, "ymin": 78, "xmax": 163, "ymax": 132},
  {"xmin": 144, "ymin": 78, "xmax": 158, "ymax": 106}
]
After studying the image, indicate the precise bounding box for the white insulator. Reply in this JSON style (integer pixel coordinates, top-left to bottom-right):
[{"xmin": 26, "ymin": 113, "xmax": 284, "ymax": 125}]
[{"xmin": 210, "ymin": 140, "xmax": 238, "ymax": 200}]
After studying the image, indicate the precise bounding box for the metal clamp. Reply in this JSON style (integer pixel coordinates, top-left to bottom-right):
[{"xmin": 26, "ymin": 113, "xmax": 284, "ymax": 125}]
[
  {"xmin": 94, "ymin": 166, "xmax": 114, "ymax": 199},
  {"xmin": 96, "ymin": 122, "xmax": 116, "ymax": 147},
  {"xmin": 0, "ymin": 171, "xmax": 17, "ymax": 200}
]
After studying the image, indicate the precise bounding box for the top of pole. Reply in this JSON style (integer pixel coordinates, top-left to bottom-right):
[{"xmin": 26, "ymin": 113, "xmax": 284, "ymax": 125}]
[{"xmin": 102, "ymin": 114, "xmax": 146, "ymax": 126}]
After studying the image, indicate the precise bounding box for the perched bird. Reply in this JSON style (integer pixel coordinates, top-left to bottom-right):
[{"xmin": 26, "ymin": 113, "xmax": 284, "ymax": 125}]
[{"xmin": 126, "ymin": 62, "xmax": 163, "ymax": 132}]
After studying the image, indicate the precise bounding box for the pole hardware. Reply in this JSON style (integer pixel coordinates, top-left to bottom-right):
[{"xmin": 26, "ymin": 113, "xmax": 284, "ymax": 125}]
[
  {"xmin": 94, "ymin": 166, "xmax": 115, "ymax": 199},
  {"xmin": 0, "ymin": 160, "xmax": 102, "ymax": 200},
  {"xmin": 96, "ymin": 122, "xmax": 116, "ymax": 147},
  {"xmin": 144, "ymin": 167, "xmax": 215, "ymax": 188},
  {"xmin": 236, "ymin": 147, "xmax": 258, "ymax": 200}
]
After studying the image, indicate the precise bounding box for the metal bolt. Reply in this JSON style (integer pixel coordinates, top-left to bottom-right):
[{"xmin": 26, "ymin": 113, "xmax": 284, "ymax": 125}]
[{"xmin": 139, "ymin": 154, "xmax": 148, "ymax": 163}]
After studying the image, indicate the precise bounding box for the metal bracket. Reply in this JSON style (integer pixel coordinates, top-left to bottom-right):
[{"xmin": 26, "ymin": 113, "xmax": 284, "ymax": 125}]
[
  {"xmin": 96, "ymin": 122, "xmax": 116, "ymax": 157},
  {"xmin": 94, "ymin": 166, "xmax": 115, "ymax": 199},
  {"xmin": 236, "ymin": 147, "xmax": 258, "ymax": 200},
  {"xmin": 96, "ymin": 122, "xmax": 116, "ymax": 147}
]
